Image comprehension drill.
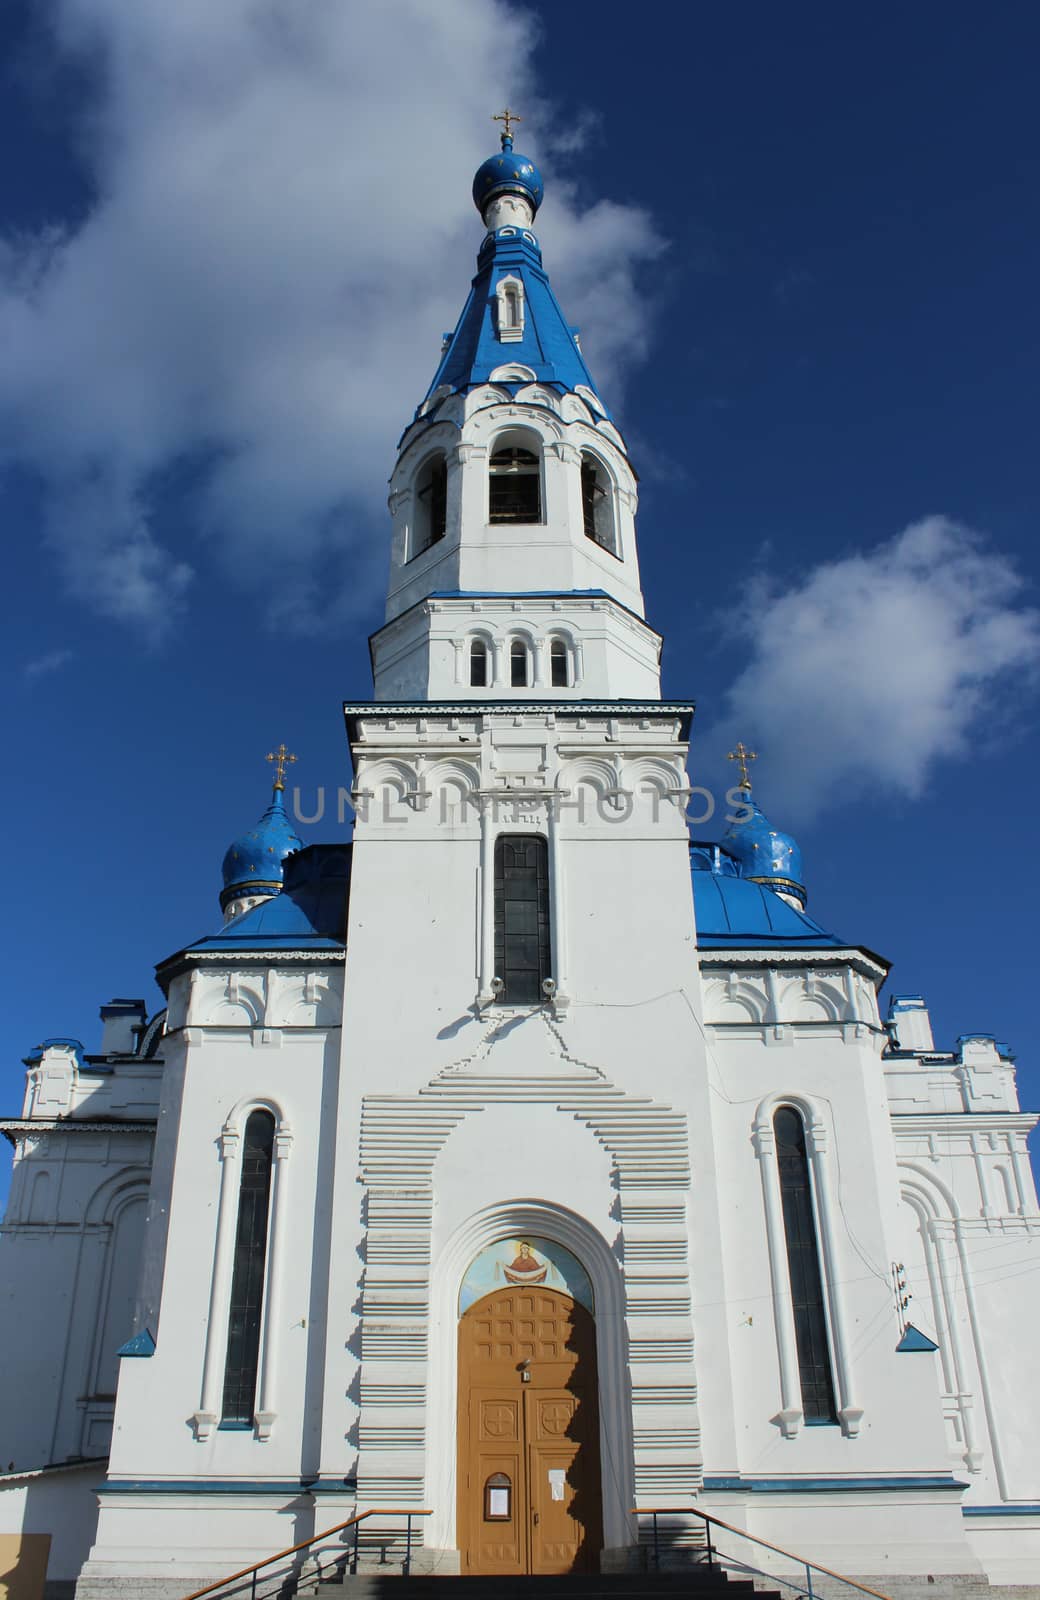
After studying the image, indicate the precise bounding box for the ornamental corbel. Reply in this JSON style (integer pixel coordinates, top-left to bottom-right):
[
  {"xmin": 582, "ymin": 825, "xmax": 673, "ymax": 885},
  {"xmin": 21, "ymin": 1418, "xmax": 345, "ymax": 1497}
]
[
  {"xmin": 254, "ymin": 1410, "xmax": 276, "ymax": 1441},
  {"xmin": 839, "ymin": 1406, "xmax": 864, "ymax": 1439},
  {"xmin": 775, "ymin": 1407, "xmax": 803, "ymax": 1440},
  {"xmin": 192, "ymin": 1410, "xmax": 217, "ymax": 1442}
]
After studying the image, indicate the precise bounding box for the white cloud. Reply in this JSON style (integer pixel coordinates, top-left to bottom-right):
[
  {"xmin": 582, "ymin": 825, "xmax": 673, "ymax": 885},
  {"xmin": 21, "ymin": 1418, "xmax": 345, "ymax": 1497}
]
[
  {"xmin": 1, "ymin": 0, "xmax": 663, "ymax": 633},
  {"xmin": 705, "ymin": 517, "xmax": 1040, "ymax": 821},
  {"xmin": 23, "ymin": 648, "xmax": 73, "ymax": 681}
]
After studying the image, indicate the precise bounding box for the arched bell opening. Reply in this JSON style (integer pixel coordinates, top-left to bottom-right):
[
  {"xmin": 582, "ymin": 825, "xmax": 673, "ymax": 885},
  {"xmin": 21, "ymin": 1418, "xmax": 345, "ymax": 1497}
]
[
  {"xmin": 489, "ymin": 429, "xmax": 543, "ymax": 525},
  {"xmin": 456, "ymin": 1235, "xmax": 603, "ymax": 1576}
]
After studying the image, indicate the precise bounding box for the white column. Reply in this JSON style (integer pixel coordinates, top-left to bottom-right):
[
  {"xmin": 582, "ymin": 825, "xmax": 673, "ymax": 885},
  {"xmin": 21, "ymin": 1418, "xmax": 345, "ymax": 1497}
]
[
  {"xmin": 752, "ymin": 1117, "xmax": 803, "ymax": 1438},
  {"xmin": 193, "ymin": 1124, "xmax": 241, "ymax": 1440},
  {"xmin": 255, "ymin": 1124, "xmax": 293, "ymax": 1439},
  {"xmin": 806, "ymin": 1119, "xmax": 862, "ymax": 1437},
  {"xmin": 955, "ymin": 1218, "xmax": 1011, "ymax": 1499},
  {"xmin": 547, "ymin": 796, "xmax": 569, "ymax": 1009},
  {"xmin": 477, "ymin": 800, "xmax": 496, "ymax": 1004},
  {"xmin": 927, "ymin": 1217, "xmax": 982, "ymax": 1472}
]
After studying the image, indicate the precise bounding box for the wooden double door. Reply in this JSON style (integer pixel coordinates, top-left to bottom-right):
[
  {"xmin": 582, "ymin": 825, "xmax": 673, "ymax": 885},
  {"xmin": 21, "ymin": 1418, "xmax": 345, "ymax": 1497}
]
[{"xmin": 458, "ymin": 1286, "xmax": 603, "ymax": 1575}]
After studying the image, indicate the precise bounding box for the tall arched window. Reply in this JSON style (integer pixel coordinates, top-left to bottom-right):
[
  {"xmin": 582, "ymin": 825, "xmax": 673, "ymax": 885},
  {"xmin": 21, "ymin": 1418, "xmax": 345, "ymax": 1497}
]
[
  {"xmin": 489, "ymin": 446, "xmax": 541, "ymax": 524},
  {"xmin": 549, "ymin": 638, "xmax": 569, "ymax": 688},
  {"xmin": 493, "ymin": 836, "xmax": 551, "ymax": 1004},
  {"xmin": 510, "ymin": 638, "xmax": 529, "ymax": 688},
  {"xmin": 222, "ymin": 1109, "xmax": 275, "ymax": 1425},
  {"xmin": 581, "ymin": 454, "xmax": 616, "ymax": 553},
  {"xmin": 470, "ymin": 638, "xmax": 489, "ymax": 688},
  {"xmin": 413, "ymin": 453, "xmax": 447, "ymax": 556},
  {"xmin": 774, "ymin": 1107, "xmax": 837, "ymax": 1423}
]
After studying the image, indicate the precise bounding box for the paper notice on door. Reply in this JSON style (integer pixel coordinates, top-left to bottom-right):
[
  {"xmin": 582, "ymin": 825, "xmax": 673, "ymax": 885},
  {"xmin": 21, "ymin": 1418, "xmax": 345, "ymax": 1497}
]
[{"xmin": 548, "ymin": 1468, "xmax": 566, "ymax": 1501}]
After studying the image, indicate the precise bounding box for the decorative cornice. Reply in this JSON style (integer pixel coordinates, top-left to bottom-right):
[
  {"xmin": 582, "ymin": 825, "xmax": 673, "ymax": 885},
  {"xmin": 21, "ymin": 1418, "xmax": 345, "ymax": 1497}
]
[
  {"xmin": 698, "ymin": 947, "xmax": 888, "ymax": 981},
  {"xmin": 891, "ymin": 1112, "xmax": 1039, "ymax": 1134},
  {"xmin": 0, "ymin": 1117, "xmax": 156, "ymax": 1145}
]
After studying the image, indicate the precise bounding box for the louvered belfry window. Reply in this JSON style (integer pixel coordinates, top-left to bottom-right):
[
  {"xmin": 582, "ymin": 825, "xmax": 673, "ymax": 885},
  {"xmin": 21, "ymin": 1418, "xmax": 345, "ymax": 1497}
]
[
  {"xmin": 493, "ymin": 835, "xmax": 551, "ymax": 1004},
  {"xmin": 489, "ymin": 447, "xmax": 541, "ymax": 524},
  {"xmin": 774, "ymin": 1107, "xmax": 838, "ymax": 1423},
  {"xmin": 221, "ymin": 1109, "xmax": 275, "ymax": 1424}
]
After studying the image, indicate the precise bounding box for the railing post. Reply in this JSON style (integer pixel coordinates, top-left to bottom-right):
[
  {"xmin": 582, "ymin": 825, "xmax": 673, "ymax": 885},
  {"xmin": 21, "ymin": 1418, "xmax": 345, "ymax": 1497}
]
[
  {"xmin": 404, "ymin": 1512, "xmax": 413, "ymax": 1577},
  {"xmin": 706, "ymin": 1518, "xmax": 715, "ymax": 1570},
  {"xmin": 250, "ymin": 1568, "xmax": 257, "ymax": 1600},
  {"xmin": 353, "ymin": 1518, "xmax": 360, "ymax": 1575},
  {"xmin": 806, "ymin": 1562, "xmax": 814, "ymax": 1599},
  {"xmin": 652, "ymin": 1510, "xmax": 660, "ymax": 1571}
]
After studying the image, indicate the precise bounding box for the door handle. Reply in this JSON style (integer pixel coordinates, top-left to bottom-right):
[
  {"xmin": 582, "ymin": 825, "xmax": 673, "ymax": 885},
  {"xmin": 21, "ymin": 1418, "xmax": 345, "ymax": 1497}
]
[{"xmin": 533, "ymin": 1512, "xmax": 540, "ymax": 1525}]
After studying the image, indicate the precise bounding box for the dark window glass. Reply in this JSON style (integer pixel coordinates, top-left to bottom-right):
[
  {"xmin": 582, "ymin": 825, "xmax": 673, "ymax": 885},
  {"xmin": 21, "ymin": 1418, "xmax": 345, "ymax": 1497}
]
[
  {"xmin": 415, "ymin": 456, "xmax": 447, "ymax": 554},
  {"xmin": 581, "ymin": 458, "xmax": 613, "ymax": 550},
  {"xmin": 510, "ymin": 640, "xmax": 528, "ymax": 688},
  {"xmin": 550, "ymin": 640, "xmax": 568, "ymax": 687},
  {"xmin": 493, "ymin": 835, "xmax": 551, "ymax": 1005},
  {"xmin": 775, "ymin": 1107, "xmax": 838, "ymax": 1423},
  {"xmin": 221, "ymin": 1110, "xmax": 275, "ymax": 1424},
  {"xmin": 470, "ymin": 640, "xmax": 488, "ymax": 687},
  {"xmin": 489, "ymin": 447, "xmax": 541, "ymax": 524}
]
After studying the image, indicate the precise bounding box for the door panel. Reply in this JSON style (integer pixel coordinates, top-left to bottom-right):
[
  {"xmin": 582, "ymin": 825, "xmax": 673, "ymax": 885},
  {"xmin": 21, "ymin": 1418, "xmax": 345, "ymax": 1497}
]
[{"xmin": 458, "ymin": 1285, "xmax": 602, "ymax": 1575}]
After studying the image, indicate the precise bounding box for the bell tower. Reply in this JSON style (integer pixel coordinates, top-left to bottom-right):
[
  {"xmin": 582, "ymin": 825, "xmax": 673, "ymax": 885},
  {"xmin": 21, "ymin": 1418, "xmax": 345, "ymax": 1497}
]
[{"xmin": 371, "ymin": 123, "xmax": 662, "ymax": 703}]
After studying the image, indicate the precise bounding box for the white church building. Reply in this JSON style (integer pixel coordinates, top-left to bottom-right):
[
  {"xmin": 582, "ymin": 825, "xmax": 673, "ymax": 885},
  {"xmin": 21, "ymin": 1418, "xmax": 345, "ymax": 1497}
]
[{"xmin": 2, "ymin": 128, "xmax": 1039, "ymax": 1600}]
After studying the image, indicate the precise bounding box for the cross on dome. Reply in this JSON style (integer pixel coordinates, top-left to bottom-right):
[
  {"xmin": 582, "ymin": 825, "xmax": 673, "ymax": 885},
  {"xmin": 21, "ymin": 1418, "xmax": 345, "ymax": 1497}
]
[
  {"xmin": 266, "ymin": 743, "xmax": 297, "ymax": 791},
  {"xmin": 727, "ymin": 741, "xmax": 758, "ymax": 793},
  {"xmin": 492, "ymin": 107, "xmax": 522, "ymax": 148}
]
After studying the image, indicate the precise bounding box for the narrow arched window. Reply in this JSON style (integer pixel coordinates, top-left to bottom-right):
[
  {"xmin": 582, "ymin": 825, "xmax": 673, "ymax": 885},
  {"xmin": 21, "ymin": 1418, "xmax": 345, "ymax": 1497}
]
[
  {"xmin": 413, "ymin": 454, "xmax": 447, "ymax": 556},
  {"xmin": 549, "ymin": 638, "xmax": 569, "ymax": 688},
  {"xmin": 489, "ymin": 446, "xmax": 541, "ymax": 524},
  {"xmin": 510, "ymin": 638, "xmax": 529, "ymax": 688},
  {"xmin": 494, "ymin": 835, "xmax": 551, "ymax": 1004},
  {"xmin": 581, "ymin": 455, "xmax": 616, "ymax": 553},
  {"xmin": 222, "ymin": 1109, "xmax": 275, "ymax": 1425},
  {"xmin": 774, "ymin": 1107, "xmax": 837, "ymax": 1423},
  {"xmin": 504, "ymin": 283, "xmax": 520, "ymax": 328},
  {"xmin": 470, "ymin": 639, "xmax": 489, "ymax": 688}
]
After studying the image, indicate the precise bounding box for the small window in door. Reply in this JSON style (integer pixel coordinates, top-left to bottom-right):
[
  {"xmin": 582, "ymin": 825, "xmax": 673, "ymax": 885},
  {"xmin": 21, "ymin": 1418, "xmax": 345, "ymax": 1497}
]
[{"xmin": 485, "ymin": 1472, "xmax": 512, "ymax": 1520}]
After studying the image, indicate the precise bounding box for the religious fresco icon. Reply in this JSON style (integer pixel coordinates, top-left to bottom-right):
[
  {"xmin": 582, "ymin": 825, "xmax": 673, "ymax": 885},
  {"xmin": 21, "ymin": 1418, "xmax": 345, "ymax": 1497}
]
[{"xmin": 459, "ymin": 1236, "xmax": 594, "ymax": 1314}]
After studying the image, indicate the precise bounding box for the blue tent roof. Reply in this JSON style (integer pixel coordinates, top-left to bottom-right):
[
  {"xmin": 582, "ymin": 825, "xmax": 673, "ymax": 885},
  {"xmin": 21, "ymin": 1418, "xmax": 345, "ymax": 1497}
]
[
  {"xmin": 183, "ymin": 844, "xmax": 350, "ymax": 956},
  {"xmin": 692, "ymin": 868, "xmax": 844, "ymax": 949},
  {"xmin": 421, "ymin": 226, "xmax": 610, "ymax": 417}
]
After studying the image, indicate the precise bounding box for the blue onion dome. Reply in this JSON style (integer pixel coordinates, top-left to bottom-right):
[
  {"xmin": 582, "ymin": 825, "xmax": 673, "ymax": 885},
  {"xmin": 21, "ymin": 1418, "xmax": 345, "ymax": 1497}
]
[
  {"xmin": 721, "ymin": 789, "xmax": 807, "ymax": 909},
  {"xmin": 220, "ymin": 780, "xmax": 303, "ymax": 913},
  {"xmin": 472, "ymin": 133, "xmax": 544, "ymax": 220}
]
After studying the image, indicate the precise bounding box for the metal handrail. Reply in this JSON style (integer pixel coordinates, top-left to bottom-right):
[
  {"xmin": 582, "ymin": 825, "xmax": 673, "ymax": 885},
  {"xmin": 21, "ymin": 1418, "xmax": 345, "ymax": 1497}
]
[
  {"xmin": 179, "ymin": 1506, "xmax": 432, "ymax": 1600},
  {"xmin": 632, "ymin": 1505, "xmax": 893, "ymax": 1600}
]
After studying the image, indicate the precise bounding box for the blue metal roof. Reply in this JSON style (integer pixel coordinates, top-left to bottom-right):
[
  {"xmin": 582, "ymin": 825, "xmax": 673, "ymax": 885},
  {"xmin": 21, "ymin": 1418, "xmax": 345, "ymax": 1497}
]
[
  {"xmin": 421, "ymin": 225, "xmax": 610, "ymax": 417},
  {"xmin": 184, "ymin": 844, "xmax": 350, "ymax": 956},
  {"xmin": 692, "ymin": 864, "xmax": 844, "ymax": 949}
]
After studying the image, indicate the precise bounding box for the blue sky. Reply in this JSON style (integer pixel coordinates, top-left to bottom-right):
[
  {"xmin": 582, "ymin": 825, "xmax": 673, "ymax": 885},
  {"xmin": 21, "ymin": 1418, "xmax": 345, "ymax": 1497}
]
[{"xmin": 2, "ymin": 1, "xmax": 1039, "ymax": 1203}]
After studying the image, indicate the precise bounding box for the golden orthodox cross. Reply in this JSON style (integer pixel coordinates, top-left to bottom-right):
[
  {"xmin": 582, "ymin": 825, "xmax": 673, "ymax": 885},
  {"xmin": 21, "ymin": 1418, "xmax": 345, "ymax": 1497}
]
[
  {"xmin": 266, "ymin": 743, "xmax": 297, "ymax": 791},
  {"xmin": 493, "ymin": 108, "xmax": 522, "ymax": 142},
  {"xmin": 727, "ymin": 741, "xmax": 758, "ymax": 791}
]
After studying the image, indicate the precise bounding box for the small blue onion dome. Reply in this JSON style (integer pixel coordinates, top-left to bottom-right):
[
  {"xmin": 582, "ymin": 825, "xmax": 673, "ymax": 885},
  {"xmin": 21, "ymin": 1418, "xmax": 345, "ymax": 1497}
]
[
  {"xmin": 472, "ymin": 134, "xmax": 544, "ymax": 219},
  {"xmin": 220, "ymin": 783, "xmax": 303, "ymax": 912},
  {"xmin": 720, "ymin": 792, "xmax": 807, "ymax": 908}
]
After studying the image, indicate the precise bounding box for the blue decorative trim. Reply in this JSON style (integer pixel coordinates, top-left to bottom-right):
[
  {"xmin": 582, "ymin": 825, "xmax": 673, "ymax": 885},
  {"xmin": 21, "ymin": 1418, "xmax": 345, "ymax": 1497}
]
[
  {"xmin": 22, "ymin": 1038, "xmax": 86, "ymax": 1071},
  {"xmin": 116, "ymin": 1328, "xmax": 155, "ymax": 1358},
  {"xmin": 963, "ymin": 1504, "xmax": 1040, "ymax": 1517},
  {"xmin": 896, "ymin": 1323, "xmax": 940, "ymax": 1353},
  {"xmin": 702, "ymin": 1475, "xmax": 966, "ymax": 1494},
  {"xmin": 97, "ymin": 1479, "xmax": 315, "ymax": 1496},
  {"xmin": 217, "ymin": 1421, "xmax": 253, "ymax": 1432}
]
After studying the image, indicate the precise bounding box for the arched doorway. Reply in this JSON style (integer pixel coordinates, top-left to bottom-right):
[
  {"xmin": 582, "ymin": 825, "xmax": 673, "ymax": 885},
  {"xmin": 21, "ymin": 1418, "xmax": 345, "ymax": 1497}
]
[{"xmin": 456, "ymin": 1239, "xmax": 603, "ymax": 1575}]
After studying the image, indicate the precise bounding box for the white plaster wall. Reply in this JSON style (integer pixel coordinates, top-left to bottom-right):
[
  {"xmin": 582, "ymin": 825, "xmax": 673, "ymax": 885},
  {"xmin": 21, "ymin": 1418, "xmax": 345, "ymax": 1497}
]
[
  {"xmin": 0, "ymin": 1127, "xmax": 154, "ymax": 1471},
  {"xmin": 83, "ymin": 974, "xmax": 344, "ymax": 1584}
]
